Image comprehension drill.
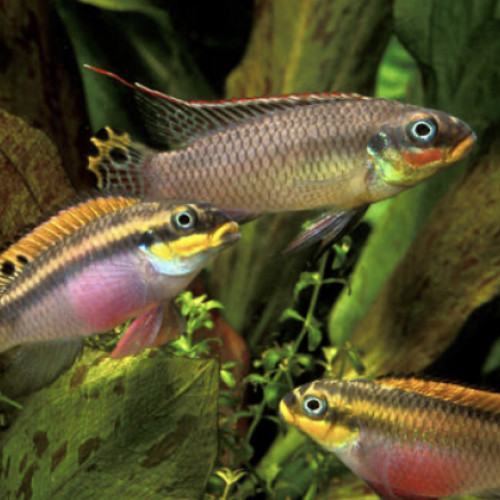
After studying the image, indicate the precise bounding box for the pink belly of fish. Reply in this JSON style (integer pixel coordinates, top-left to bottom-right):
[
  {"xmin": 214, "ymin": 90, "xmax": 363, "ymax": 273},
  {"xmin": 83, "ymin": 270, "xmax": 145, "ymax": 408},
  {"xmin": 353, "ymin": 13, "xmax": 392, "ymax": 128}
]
[
  {"xmin": 66, "ymin": 255, "xmax": 151, "ymax": 333},
  {"xmin": 355, "ymin": 439, "xmax": 473, "ymax": 498}
]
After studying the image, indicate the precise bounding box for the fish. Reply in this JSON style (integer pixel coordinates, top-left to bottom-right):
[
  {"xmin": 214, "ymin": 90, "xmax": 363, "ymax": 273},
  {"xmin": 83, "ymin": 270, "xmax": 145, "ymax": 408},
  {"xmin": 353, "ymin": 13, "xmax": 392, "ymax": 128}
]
[
  {"xmin": 85, "ymin": 65, "xmax": 476, "ymax": 252},
  {"xmin": 0, "ymin": 194, "xmax": 239, "ymax": 395},
  {"xmin": 280, "ymin": 377, "xmax": 500, "ymax": 500}
]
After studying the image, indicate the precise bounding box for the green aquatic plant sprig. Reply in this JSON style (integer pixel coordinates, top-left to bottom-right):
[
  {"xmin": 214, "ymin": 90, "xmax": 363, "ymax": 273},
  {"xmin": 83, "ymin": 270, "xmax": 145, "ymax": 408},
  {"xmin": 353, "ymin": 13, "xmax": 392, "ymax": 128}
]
[{"xmin": 169, "ymin": 291, "xmax": 224, "ymax": 358}]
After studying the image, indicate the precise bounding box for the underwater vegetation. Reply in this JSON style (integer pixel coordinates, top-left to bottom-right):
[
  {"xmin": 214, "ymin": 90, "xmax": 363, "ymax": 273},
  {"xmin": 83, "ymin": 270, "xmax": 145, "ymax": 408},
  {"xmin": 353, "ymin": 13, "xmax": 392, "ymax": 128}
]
[{"xmin": 0, "ymin": 0, "xmax": 499, "ymax": 499}]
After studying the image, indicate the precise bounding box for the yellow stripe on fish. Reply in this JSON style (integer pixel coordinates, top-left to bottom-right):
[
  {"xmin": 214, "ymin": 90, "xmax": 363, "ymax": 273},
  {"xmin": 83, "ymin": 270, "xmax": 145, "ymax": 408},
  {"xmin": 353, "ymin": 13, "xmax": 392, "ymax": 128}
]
[
  {"xmin": 281, "ymin": 377, "xmax": 500, "ymax": 500},
  {"xmin": 0, "ymin": 195, "xmax": 139, "ymax": 290}
]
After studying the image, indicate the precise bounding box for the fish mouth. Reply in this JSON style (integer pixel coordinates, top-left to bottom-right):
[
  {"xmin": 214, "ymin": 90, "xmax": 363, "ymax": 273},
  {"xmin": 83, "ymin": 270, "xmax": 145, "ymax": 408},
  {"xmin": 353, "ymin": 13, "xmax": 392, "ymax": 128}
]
[
  {"xmin": 211, "ymin": 221, "xmax": 240, "ymax": 248},
  {"xmin": 448, "ymin": 132, "xmax": 476, "ymax": 163}
]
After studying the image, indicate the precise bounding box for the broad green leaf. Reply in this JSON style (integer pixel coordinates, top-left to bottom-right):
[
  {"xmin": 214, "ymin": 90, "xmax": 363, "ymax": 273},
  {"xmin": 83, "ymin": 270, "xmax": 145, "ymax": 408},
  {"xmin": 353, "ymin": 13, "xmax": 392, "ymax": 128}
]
[
  {"xmin": 54, "ymin": 0, "xmax": 214, "ymax": 141},
  {"xmin": 375, "ymin": 36, "xmax": 422, "ymax": 101},
  {"xmin": 0, "ymin": 349, "xmax": 218, "ymax": 499}
]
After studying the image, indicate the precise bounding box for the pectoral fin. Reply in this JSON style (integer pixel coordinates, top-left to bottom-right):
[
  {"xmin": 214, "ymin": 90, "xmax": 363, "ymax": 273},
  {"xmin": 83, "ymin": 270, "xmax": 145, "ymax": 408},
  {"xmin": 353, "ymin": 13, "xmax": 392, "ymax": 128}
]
[
  {"xmin": 283, "ymin": 206, "xmax": 367, "ymax": 255},
  {"xmin": 0, "ymin": 339, "xmax": 83, "ymax": 398},
  {"xmin": 110, "ymin": 304, "xmax": 163, "ymax": 358}
]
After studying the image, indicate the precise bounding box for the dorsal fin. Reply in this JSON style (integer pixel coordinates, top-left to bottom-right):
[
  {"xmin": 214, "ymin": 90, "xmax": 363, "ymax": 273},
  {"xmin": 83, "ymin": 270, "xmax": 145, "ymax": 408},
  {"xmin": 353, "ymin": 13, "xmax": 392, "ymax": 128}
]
[
  {"xmin": 84, "ymin": 65, "xmax": 369, "ymax": 148},
  {"xmin": 0, "ymin": 194, "xmax": 139, "ymax": 292},
  {"xmin": 376, "ymin": 377, "xmax": 500, "ymax": 414}
]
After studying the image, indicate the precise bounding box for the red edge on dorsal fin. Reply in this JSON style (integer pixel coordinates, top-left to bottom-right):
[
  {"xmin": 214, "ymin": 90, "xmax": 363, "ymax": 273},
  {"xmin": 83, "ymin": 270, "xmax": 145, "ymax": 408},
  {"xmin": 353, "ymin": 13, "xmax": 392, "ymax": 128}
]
[
  {"xmin": 84, "ymin": 65, "xmax": 187, "ymax": 105},
  {"xmin": 83, "ymin": 65, "xmax": 368, "ymax": 105}
]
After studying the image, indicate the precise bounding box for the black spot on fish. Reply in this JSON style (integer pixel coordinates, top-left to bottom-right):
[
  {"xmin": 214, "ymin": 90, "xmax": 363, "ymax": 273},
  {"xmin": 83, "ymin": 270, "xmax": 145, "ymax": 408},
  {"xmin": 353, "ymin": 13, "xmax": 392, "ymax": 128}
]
[
  {"xmin": 367, "ymin": 132, "xmax": 387, "ymax": 154},
  {"xmin": 16, "ymin": 255, "xmax": 28, "ymax": 264},
  {"xmin": 94, "ymin": 128, "xmax": 109, "ymax": 141},
  {"xmin": 1, "ymin": 260, "xmax": 15, "ymax": 276},
  {"xmin": 110, "ymin": 147, "xmax": 128, "ymax": 164},
  {"xmin": 138, "ymin": 230, "xmax": 156, "ymax": 248},
  {"xmin": 88, "ymin": 141, "xmax": 100, "ymax": 158}
]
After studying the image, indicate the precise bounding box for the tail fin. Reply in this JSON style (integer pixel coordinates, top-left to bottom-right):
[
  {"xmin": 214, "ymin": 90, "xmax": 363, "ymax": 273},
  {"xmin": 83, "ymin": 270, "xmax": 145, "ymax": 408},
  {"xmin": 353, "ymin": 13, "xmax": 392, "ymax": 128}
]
[
  {"xmin": 88, "ymin": 126, "xmax": 157, "ymax": 198},
  {"xmin": 0, "ymin": 339, "xmax": 83, "ymax": 399}
]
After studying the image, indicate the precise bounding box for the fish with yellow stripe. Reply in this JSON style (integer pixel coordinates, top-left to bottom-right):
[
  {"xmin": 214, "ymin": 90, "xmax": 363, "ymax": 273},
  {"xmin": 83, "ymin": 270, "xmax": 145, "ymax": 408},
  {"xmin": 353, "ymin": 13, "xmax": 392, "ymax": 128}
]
[
  {"xmin": 85, "ymin": 66, "xmax": 476, "ymax": 253},
  {"xmin": 280, "ymin": 377, "xmax": 500, "ymax": 500},
  {"xmin": 0, "ymin": 194, "xmax": 239, "ymax": 395}
]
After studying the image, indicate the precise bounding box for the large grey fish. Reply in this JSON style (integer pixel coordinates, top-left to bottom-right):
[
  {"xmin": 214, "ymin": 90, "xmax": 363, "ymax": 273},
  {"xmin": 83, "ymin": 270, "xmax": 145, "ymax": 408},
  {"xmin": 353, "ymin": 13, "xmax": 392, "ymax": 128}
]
[{"xmin": 85, "ymin": 66, "xmax": 476, "ymax": 252}]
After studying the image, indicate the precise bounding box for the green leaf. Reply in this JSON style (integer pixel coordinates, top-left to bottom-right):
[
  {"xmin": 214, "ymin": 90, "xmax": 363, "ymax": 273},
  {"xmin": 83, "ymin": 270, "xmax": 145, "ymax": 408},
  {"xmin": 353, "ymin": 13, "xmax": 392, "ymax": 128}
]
[
  {"xmin": 0, "ymin": 391, "xmax": 22, "ymax": 409},
  {"xmin": 483, "ymin": 337, "xmax": 500, "ymax": 374},
  {"xmin": 263, "ymin": 349, "xmax": 283, "ymax": 371},
  {"xmin": 245, "ymin": 373, "xmax": 268, "ymax": 385},
  {"xmin": 280, "ymin": 308, "xmax": 305, "ymax": 323},
  {"xmin": 346, "ymin": 348, "xmax": 366, "ymax": 375},
  {"xmin": 293, "ymin": 272, "xmax": 320, "ymax": 300},
  {"xmin": 263, "ymin": 384, "xmax": 280, "ymax": 407},
  {"xmin": 307, "ymin": 325, "xmax": 322, "ymax": 351},
  {"xmin": 220, "ymin": 369, "xmax": 236, "ymax": 389},
  {"xmin": 0, "ymin": 350, "xmax": 218, "ymax": 498}
]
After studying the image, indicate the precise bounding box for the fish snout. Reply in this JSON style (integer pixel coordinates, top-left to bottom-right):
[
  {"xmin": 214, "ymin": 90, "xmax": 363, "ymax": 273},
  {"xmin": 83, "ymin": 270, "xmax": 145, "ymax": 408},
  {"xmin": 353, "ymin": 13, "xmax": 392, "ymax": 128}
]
[
  {"xmin": 448, "ymin": 131, "xmax": 476, "ymax": 163},
  {"xmin": 211, "ymin": 221, "xmax": 241, "ymax": 248}
]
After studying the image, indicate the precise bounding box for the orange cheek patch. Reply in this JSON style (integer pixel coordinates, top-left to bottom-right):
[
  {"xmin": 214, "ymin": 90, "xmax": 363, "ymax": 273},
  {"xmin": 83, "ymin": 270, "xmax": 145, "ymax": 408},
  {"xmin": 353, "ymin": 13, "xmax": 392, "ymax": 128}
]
[{"xmin": 402, "ymin": 148, "xmax": 443, "ymax": 167}]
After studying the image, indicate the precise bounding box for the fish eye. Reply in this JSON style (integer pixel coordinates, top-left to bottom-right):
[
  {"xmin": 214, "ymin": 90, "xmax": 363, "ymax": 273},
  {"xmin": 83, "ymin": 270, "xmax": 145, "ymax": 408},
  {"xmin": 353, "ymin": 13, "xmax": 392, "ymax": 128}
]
[
  {"xmin": 138, "ymin": 229, "xmax": 156, "ymax": 249},
  {"xmin": 407, "ymin": 118, "xmax": 437, "ymax": 143},
  {"xmin": 172, "ymin": 209, "xmax": 197, "ymax": 230},
  {"xmin": 302, "ymin": 395, "xmax": 328, "ymax": 416}
]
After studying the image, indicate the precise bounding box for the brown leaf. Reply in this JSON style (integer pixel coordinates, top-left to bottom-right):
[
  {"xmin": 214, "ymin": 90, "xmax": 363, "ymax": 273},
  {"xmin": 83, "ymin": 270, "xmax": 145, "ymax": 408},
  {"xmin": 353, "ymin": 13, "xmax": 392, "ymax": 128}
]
[
  {"xmin": 0, "ymin": 0, "xmax": 90, "ymax": 188},
  {"xmin": 0, "ymin": 108, "xmax": 75, "ymax": 242}
]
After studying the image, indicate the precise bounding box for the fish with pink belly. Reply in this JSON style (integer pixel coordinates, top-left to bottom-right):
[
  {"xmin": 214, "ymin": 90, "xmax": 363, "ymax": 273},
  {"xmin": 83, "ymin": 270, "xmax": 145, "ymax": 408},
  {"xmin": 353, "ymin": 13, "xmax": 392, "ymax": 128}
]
[
  {"xmin": 0, "ymin": 195, "xmax": 239, "ymax": 395},
  {"xmin": 280, "ymin": 377, "xmax": 500, "ymax": 500}
]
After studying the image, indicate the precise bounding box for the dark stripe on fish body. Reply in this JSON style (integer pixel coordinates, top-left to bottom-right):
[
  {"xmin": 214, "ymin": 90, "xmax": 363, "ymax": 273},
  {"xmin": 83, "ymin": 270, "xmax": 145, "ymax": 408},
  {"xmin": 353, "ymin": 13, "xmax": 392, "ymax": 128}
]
[
  {"xmin": 0, "ymin": 201, "xmax": 226, "ymax": 312},
  {"xmin": 0, "ymin": 204, "xmax": 171, "ymax": 311},
  {"xmin": 310, "ymin": 379, "xmax": 500, "ymax": 433}
]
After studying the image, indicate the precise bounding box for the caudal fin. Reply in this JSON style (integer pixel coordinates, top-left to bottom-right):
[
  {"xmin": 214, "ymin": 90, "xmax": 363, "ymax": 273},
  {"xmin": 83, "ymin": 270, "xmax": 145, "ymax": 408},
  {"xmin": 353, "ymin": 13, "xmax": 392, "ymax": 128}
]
[{"xmin": 88, "ymin": 126, "xmax": 157, "ymax": 198}]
